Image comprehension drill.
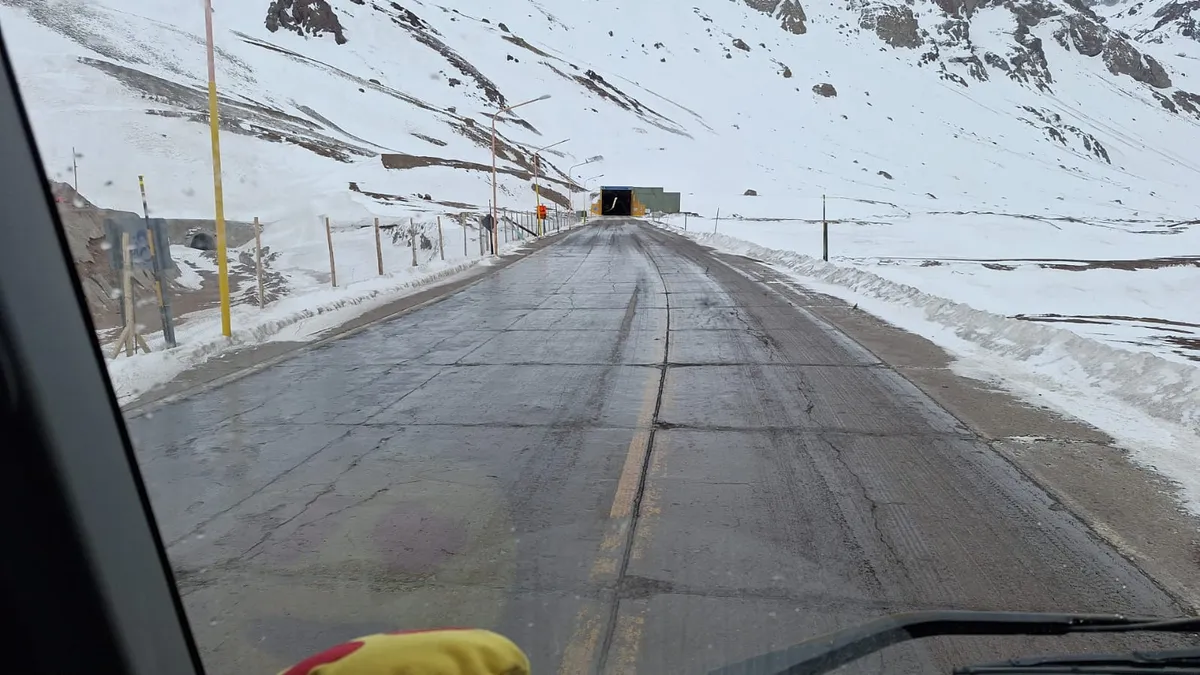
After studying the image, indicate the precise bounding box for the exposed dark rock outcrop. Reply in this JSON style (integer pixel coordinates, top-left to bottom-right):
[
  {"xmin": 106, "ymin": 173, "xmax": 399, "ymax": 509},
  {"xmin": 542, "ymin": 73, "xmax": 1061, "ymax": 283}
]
[
  {"xmin": 1060, "ymin": 13, "xmax": 1105, "ymax": 56},
  {"xmin": 1140, "ymin": 0, "xmax": 1200, "ymax": 42},
  {"xmin": 778, "ymin": 1, "xmax": 809, "ymax": 33},
  {"xmin": 369, "ymin": 3, "xmax": 507, "ymax": 105},
  {"xmin": 1019, "ymin": 105, "xmax": 1112, "ymax": 162},
  {"xmin": 1172, "ymin": 89, "xmax": 1200, "ymax": 119},
  {"xmin": 80, "ymin": 56, "xmax": 374, "ymax": 162},
  {"xmin": 813, "ymin": 82, "xmax": 837, "ymax": 96},
  {"xmin": 860, "ymin": 5, "xmax": 923, "ymax": 48},
  {"xmin": 1008, "ymin": 0, "xmax": 1057, "ymax": 91},
  {"xmin": 542, "ymin": 63, "xmax": 692, "ymax": 138},
  {"xmin": 1045, "ymin": 12, "xmax": 1171, "ymax": 88},
  {"xmin": 265, "ymin": 0, "xmax": 347, "ymax": 45},
  {"xmin": 852, "ymin": 0, "xmax": 1175, "ymax": 94},
  {"xmin": 1102, "ymin": 38, "xmax": 1172, "ymax": 88},
  {"xmin": 744, "ymin": 0, "xmax": 808, "ymax": 34}
]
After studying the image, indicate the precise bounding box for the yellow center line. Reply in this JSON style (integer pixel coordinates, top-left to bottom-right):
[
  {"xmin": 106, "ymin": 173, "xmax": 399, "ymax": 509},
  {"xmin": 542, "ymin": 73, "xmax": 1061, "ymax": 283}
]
[
  {"xmin": 558, "ymin": 610, "xmax": 603, "ymax": 675},
  {"xmin": 608, "ymin": 610, "xmax": 647, "ymax": 675},
  {"xmin": 591, "ymin": 371, "xmax": 661, "ymax": 578},
  {"xmin": 558, "ymin": 352, "xmax": 665, "ymax": 674},
  {"xmin": 609, "ymin": 430, "xmax": 653, "ymax": 519}
]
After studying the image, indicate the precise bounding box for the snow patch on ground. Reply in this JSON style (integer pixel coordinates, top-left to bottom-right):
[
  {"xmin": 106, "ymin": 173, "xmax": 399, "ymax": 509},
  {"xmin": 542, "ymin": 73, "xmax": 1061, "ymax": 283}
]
[
  {"xmin": 169, "ymin": 245, "xmax": 211, "ymax": 290},
  {"xmin": 107, "ymin": 257, "xmax": 481, "ymax": 403},
  {"xmin": 652, "ymin": 221, "xmax": 1200, "ymax": 516}
]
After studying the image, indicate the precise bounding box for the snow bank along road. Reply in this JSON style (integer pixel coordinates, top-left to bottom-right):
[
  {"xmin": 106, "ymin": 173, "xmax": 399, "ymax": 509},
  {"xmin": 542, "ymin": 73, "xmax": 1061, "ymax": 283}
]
[{"xmin": 126, "ymin": 220, "xmax": 1192, "ymax": 675}]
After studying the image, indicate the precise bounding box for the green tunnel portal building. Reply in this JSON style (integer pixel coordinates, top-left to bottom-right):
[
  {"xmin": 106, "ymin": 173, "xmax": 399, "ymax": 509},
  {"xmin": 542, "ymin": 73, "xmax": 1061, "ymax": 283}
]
[{"xmin": 595, "ymin": 186, "xmax": 682, "ymax": 216}]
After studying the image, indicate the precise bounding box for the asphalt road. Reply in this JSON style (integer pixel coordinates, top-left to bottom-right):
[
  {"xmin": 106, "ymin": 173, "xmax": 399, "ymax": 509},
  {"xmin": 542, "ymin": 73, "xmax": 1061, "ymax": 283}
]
[{"xmin": 127, "ymin": 219, "xmax": 1189, "ymax": 675}]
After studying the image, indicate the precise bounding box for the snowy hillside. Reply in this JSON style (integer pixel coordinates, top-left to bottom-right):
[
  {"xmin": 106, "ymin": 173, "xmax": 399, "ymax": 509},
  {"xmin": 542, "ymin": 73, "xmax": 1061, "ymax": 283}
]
[
  {"xmin": 1, "ymin": 0, "xmax": 1199, "ymax": 516},
  {"xmin": 3, "ymin": 0, "xmax": 1200, "ymax": 225}
]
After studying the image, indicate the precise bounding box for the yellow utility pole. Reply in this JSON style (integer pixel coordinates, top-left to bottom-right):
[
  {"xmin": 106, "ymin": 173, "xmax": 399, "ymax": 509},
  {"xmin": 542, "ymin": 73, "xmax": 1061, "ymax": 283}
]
[{"xmin": 204, "ymin": 0, "xmax": 231, "ymax": 336}]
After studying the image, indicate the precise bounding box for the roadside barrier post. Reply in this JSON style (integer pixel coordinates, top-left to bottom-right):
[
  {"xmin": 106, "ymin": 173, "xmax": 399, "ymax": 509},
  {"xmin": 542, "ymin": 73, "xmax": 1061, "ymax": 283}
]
[
  {"xmin": 325, "ymin": 216, "xmax": 337, "ymax": 287},
  {"xmin": 437, "ymin": 216, "xmax": 445, "ymax": 261},
  {"xmin": 374, "ymin": 217, "xmax": 384, "ymax": 275},
  {"xmin": 255, "ymin": 217, "xmax": 265, "ymax": 307}
]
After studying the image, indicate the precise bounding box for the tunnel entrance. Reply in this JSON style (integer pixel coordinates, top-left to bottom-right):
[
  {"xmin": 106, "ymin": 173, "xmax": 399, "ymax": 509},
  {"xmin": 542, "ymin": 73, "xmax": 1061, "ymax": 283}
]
[
  {"xmin": 187, "ymin": 232, "xmax": 216, "ymax": 250},
  {"xmin": 600, "ymin": 187, "xmax": 633, "ymax": 216}
]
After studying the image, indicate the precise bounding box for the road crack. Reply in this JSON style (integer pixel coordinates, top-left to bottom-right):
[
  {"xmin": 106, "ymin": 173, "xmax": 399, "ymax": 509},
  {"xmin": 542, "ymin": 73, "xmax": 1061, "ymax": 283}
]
[
  {"xmin": 236, "ymin": 430, "xmax": 400, "ymax": 564},
  {"xmin": 596, "ymin": 227, "xmax": 672, "ymax": 674},
  {"xmin": 167, "ymin": 426, "xmax": 358, "ymax": 548},
  {"xmin": 817, "ymin": 433, "xmax": 905, "ymax": 570}
]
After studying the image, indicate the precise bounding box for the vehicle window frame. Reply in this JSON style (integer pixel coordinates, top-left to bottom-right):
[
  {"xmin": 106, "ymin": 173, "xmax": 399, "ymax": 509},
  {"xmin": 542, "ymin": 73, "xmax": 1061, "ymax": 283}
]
[{"xmin": 0, "ymin": 23, "xmax": 204, "ymax": 675}]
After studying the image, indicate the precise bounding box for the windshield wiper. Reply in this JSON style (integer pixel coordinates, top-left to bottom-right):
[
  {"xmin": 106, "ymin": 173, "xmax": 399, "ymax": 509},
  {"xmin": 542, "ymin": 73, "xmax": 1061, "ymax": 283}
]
[
  {"xmin": 707, "ymin": 611, "xmax": 1200, "ymax": 675},
  {"xmin": 957, "ymin": 648, "xmax": 1200, "ymax": 674}
]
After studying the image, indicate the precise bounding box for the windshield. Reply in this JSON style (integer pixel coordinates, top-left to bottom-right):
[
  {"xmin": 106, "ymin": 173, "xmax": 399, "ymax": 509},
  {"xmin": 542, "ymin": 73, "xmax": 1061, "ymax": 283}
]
[{"xmin": 4, "ymin": 0, "xmax": 1200, "ymax": 672}]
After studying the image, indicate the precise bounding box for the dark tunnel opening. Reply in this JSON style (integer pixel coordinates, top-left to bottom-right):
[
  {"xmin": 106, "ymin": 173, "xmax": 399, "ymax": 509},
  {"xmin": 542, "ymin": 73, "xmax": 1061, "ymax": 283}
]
[
  {"xmin": 600, "ymin": 188, "xmax": 632, "ymax": 216},
  {"xmin": 187, "ymin": 232, "xmax": 216, "ymax": 251}
]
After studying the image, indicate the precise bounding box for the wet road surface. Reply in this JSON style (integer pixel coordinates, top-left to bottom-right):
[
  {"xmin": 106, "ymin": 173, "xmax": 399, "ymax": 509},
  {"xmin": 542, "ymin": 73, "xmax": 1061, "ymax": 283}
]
[{"xmin": 127, "ymin": 220, "xmax": 1188, "ymax": 674}]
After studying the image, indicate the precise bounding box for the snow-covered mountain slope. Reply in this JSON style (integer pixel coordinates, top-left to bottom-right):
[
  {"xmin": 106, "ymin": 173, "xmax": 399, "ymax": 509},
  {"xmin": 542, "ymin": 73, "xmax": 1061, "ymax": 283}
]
[{"xmin": 2, "ymin": 0, "xmax": 1200, "ymax": 225}]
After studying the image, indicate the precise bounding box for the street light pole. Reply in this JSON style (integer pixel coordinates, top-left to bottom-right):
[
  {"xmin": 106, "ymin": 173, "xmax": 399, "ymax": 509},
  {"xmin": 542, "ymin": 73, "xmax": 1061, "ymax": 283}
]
[
  {"xmin": 533, "ymin": 138, "xmax": 568, "ymax": 236},
  {"xmin": 582, "ymin": 174, "xmax": 604, "ymax": 216},
  {"xmin": 490, "ymin": 94, "xmax": 550, "ymax": 255},
  {"xmin": 568, "ymin": 155, "xmax": 603, "ymax": 221}
]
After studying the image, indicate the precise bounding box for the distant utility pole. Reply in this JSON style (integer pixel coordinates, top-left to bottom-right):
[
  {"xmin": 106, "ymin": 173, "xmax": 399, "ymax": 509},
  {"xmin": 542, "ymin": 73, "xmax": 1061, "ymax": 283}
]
[{"xmin": 72, "ymin": 147, "xmax": 78, "ymax": 192}]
